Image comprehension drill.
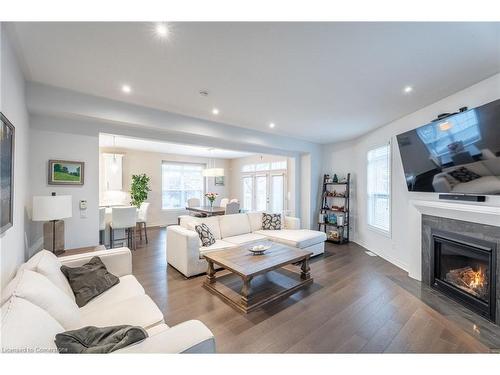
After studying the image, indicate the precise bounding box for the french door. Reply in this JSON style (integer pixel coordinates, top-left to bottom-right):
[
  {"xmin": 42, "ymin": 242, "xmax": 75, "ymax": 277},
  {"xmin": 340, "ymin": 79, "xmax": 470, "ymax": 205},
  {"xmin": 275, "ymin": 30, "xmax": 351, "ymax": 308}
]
[{"xmin": 242, "ymin": 172, "xmax": 285, "ymax": 213}]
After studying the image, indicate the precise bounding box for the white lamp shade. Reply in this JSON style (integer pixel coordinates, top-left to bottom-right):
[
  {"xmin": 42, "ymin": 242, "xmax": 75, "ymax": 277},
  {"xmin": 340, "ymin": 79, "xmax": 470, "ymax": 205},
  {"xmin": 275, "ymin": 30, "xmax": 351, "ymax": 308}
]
[
  {"xmin": 202, "ymin": 168, "xmax": 225, "ymax": 177},
  {"xmin": 32, "ymin": 195, "xmax": 73, "ymax": 221}
]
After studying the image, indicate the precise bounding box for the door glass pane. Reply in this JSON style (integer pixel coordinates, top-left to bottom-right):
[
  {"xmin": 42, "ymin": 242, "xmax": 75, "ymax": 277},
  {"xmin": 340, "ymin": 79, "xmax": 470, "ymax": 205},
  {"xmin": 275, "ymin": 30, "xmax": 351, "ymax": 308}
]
[
  {"xmin": 271, "ymin": 175, "xmax": 284, "ymax": 213},
  {"xmin": 242, "ymin": 176, "xmax": 253, "ymax": 211},
  {"xmin": 256, "ymin": 175, "xmax": 267, "ymax": 211}
]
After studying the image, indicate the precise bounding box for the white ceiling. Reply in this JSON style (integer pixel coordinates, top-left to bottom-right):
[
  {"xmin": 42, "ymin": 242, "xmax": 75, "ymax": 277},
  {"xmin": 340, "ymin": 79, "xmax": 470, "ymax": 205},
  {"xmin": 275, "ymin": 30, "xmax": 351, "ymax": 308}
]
[
  {"xmin": 99, "ymin": 133, "xmax": 253, "ymax": 159},
  {"xmin": 9, "ymin": 22, "xmax": 500, "ymax": 144}
]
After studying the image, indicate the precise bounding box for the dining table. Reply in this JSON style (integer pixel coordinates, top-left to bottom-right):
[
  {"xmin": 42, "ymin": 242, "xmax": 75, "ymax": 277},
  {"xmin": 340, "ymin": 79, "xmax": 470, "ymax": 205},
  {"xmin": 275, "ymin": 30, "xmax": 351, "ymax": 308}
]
[{"xmin": 185, "ymin": 206, "xmax": 226, "ymax": 217}]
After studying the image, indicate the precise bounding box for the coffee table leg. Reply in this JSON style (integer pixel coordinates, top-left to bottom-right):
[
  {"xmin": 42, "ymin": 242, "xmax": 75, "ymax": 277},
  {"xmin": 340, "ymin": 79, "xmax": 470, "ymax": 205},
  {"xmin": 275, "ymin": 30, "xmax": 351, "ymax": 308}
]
[
  {"xmin": 240, "ymin": 276, "xmax": 253, "ymax": 307},
  {"xmin": 300, "ymin": 257, "xmax": 311, "ymax": 280},
  {"xmin": 206, "ymin": 260, "xmax": 216, "ymax": 284}
]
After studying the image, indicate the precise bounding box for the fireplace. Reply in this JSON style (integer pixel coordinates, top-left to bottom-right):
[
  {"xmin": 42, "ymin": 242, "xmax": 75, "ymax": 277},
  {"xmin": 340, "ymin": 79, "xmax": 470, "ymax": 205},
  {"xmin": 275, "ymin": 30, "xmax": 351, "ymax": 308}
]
[{"xmin": 431, "ymin": 229, "xmax": 497, "ymax": 322}]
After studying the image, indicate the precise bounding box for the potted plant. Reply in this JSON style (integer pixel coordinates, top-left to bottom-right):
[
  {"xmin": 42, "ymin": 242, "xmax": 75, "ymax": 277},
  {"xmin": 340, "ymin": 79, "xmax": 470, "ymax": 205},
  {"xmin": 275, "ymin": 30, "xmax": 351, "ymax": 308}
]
[
  {"xmin": 130, "ymin": 173, "xmax": 151, "ymax": 207},
  {"xmin": 205, "ymin": 192, "xmax": 218, "ymax": 208}
]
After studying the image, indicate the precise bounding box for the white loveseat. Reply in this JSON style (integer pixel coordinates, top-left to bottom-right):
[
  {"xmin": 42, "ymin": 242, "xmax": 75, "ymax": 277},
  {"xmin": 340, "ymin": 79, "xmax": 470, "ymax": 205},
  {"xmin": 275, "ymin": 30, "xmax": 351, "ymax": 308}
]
[
  {"xmin": 1, "ymin": 248, "xmax": 215, "ymax": 353},
  {"xmin": 167, "ymin": 212, "xmax": 327, "ymax": 277}
]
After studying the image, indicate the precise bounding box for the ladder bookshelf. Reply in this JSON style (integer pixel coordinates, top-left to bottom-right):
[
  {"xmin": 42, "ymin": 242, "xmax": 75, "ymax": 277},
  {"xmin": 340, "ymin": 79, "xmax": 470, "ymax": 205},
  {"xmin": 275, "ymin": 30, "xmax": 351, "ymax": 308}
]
[{"xmin": 318, "ymin": 173, "xmax": 350, "ymax": 244}]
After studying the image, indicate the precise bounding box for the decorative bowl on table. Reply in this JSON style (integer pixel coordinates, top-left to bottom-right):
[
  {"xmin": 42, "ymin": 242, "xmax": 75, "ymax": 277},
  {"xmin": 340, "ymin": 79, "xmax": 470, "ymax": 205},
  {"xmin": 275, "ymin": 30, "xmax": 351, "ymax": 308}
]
[{"xmin": 248, "ymin": 243, "xmax": 271, "ymax": 255}]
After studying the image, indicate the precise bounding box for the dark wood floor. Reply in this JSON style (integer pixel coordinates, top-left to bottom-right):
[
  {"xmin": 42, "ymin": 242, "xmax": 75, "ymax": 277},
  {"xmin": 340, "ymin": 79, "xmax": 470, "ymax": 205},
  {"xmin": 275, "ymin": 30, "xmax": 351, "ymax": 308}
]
[{"xmin": 131, "ymin": 227, "xmax": 492, "ymax": 353}]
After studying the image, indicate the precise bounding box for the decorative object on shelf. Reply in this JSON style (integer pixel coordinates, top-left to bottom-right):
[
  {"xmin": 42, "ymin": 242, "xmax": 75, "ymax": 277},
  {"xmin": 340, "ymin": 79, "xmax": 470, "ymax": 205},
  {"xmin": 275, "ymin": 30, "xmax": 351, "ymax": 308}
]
[
  {"xmin": 319, "ymin": 173, "xmax": 351, "ymax": 244},
  {"xmin": 205, "ymin": 192, "xmax": 219, "ymax": 207},
  {"xmin": 48, "ymin": 160, "xmax": 84, "ymax": 185},
  {"xmin": 0, "ymin": 113, "xmax": 15, "ymax": 234},
  {"xmin": 318, "ymin": 213, "xmax": 325, "ymax": 224},
  {"xmin": 32, "ymin": 193, "xmax": 73, "ymax": 255},
  {"xmin": 214, "ymin": 176, "xmax": 225, "ymax": 186},
  {"xmin": 130, "ymin": 173, "xmax": 151, "ymax": 207}
]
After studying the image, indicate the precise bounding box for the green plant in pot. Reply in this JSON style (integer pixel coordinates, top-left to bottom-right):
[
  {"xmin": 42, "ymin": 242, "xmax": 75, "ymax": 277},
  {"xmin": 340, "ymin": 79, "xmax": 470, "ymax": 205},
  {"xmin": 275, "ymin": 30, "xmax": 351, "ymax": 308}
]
[{"xmin": 130, "ymin": 173, "xmax": 151, "ymax": 207}]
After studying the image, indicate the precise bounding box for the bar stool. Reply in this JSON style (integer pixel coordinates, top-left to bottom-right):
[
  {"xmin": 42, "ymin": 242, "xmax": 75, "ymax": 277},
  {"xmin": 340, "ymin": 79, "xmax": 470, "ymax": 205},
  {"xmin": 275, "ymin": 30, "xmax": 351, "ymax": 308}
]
[
  {"xmin": 99, "ymin": 207, "xmax": 106, "ymax": 245},
  {"xmin": 136, "ymin": 202, "xmax": 150, "ymax": 244},
  {"xmin": 110, "ymin": 206, "xmax": 137, "ymax": 250}
]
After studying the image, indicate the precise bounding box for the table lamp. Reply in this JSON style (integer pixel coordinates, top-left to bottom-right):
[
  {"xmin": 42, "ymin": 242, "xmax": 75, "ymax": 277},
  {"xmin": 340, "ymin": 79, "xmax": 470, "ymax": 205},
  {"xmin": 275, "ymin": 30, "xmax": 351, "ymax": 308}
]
[{"xmin": 32, "ymin": 193, "xmax": 72, "ymax": 255}]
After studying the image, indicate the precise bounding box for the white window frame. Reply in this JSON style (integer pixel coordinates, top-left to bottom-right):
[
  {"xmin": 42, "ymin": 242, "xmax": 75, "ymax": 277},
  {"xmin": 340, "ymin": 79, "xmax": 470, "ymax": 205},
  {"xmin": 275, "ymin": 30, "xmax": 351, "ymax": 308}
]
[
  {"xmin": 161, "ymin": 161, "xmax": 206, "ymax": 211},
  {"xmin": 366, "ymin": 142, "xmax": 392, "ymax": 237}
]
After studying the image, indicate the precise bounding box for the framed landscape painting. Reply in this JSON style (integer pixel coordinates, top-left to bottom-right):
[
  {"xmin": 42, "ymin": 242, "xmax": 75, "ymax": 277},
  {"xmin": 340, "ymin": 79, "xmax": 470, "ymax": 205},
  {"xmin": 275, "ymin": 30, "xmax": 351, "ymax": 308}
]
[
  {"xmin": 48, "ymin": 160, "xmax": 84, "ymax": 185},
  {"xmin": 1, "ymin": 113, "xmax": 15, "ymax": 234},
  {"xmin": 215, "ymin": 176, "xmax": 224, "ymax": 186}
]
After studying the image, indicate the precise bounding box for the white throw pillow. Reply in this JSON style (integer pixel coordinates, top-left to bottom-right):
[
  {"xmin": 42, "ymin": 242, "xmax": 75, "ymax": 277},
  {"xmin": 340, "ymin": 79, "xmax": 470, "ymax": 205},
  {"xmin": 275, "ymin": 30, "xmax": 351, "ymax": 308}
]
[
  {"xmin": 1, "ymin": 296, "xmax": 63, "ymax": 353},
  {"xmin": 19, "ymin": 250, "xmax": 75, "ymax": 301},
  {"xmin": 6, "ymin": 270, "xmax": 81, "ymax": 329}
]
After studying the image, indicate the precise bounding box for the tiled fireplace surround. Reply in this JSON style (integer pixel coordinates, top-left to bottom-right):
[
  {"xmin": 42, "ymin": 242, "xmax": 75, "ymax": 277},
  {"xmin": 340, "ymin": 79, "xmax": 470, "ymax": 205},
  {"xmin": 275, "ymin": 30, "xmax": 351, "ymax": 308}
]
[{"xmin": 421, "ymin": 215, "xmax": 500, "ymax": 324}]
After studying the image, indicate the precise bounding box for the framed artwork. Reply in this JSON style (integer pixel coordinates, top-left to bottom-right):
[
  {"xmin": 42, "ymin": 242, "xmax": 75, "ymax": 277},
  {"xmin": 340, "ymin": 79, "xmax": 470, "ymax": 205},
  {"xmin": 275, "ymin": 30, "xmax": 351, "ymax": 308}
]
[
  {"xmin": 48, "ymin": 160, "xmax": 85, "ymax": 185},
  {"xmin": 1, "ymin": 113, "xmax": 15, "ymax": 234},
  {"xmin": 214, "ymin": 176, "xmax": 224, "ymax": 186}
]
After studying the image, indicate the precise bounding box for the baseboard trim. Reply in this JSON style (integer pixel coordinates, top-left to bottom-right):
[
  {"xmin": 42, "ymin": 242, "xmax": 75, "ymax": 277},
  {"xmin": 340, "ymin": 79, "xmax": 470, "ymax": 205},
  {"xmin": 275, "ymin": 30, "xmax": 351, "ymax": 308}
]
[{"xmin": 352, "ymin": 239, "xmax": 409, "ymax": 273}]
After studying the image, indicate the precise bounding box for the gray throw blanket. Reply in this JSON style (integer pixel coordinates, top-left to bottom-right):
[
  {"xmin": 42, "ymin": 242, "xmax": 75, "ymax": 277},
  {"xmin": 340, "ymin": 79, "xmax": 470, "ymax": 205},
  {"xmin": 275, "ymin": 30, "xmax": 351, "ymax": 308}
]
[{"xmin": 55, "ymin": 325, "xmax": 148, "ymax": 353}]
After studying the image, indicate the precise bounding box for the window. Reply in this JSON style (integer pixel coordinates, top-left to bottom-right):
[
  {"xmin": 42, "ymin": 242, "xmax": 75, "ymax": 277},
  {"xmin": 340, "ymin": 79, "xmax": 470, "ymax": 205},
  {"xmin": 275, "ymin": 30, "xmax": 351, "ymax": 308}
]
[
  {"xmin": 367, "ymin": 144, "xmax": 391, "ymax": 234},
  {"xmin": 162, "ymin": 162, "xmax": 204, "ymax": 209}
]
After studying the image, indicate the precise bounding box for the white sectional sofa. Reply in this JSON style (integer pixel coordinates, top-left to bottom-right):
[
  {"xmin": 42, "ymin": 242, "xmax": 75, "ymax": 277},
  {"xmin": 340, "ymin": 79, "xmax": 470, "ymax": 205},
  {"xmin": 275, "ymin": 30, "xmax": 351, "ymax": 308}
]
[
  {"xmin": 167, "ymin": 212, "xmax": 327, "ymax": 277},
  {"xmin": 1, "ymin": 248, "xmax": 215, "ymax": 353}
]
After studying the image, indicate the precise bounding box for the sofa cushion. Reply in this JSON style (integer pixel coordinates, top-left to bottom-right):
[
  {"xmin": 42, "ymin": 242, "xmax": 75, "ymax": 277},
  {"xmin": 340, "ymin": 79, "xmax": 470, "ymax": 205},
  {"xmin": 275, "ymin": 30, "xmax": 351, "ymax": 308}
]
[
  {"xmin": 255, "ymin": 229, "xmax": 327, "ymax": 249},
  {"xmin": 247, "ymin": 211, "xmax": 264, "ymax": 232},
  {"xmin": 224, "ymin": 233, "xmax": 268, "ymax": 246},
  {"xmin": 80, "ymin": 294, "xmax": 164, "ymax": 330},
  {"xmin": 2, "ymin": 270, "xmax": 81, "ymax": 330},
  {"xmin": 195, "ymin": 223, "xmax": 216, "ymax": 247},
  {"xmin": 182, "ymin": 216, "xmax": 221, "ymax": 240},
  {"xmin": 219, "ymin": 213, "xmax": 251, "ymax": 238},
  {"xmin": 60, "ymin": 256, "xmax": 120, "ymax": 307},
  {"xmin": 198, "ymin": 240, "xmax": 236, "ymax": 258},
  {"xmin": 79, "ymin": 275, "xmax": 145, "ymax": 314},
  {"xmin": 1, "ymin": 297, "xmax": 64, "ymax": 353},
  {"xmin": 19, "ymin": 250, "xmax": 75, "ymax": 301},
  {"xmin": 262, "ymin": 213, "xmax": 282, "ymax": 230}
]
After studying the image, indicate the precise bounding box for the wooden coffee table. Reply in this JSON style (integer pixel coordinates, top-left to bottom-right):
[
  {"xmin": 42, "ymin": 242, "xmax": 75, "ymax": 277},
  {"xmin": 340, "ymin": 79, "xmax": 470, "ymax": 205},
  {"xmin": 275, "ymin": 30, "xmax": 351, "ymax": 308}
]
[{"xmin": 203, "ymin": 242, "xmax": 313, "ymax": 313}]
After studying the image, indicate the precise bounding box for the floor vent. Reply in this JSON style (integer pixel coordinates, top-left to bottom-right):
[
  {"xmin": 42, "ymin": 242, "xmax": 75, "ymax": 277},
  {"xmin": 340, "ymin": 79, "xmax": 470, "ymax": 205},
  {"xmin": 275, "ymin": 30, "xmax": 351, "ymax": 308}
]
[{"xmin": 365, "ymin": 251, "xmax": 377, "ymax": 257}]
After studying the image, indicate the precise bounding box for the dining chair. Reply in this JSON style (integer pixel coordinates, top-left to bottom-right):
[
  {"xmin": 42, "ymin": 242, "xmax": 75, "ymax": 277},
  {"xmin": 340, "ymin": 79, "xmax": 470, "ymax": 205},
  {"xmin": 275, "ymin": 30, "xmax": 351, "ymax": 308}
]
[
  {"xmin": 99, "ymin": 207, "xmax": 106, "ymax": 245},
  {"xmin": 110, "ymin": 206, "xmax": 138, "ymax": 250},
  {"xmin": 187, "ymin": 197, "xmax": 206, "ymax": 217},
  {"xmin": 225, "ymin": 201, "xmax": 240, "ymax": 215},
  {"xmin": 136, "ymin": 202, "xmax": 150, "ymax": 244},
  {"xmin": 220, "ymin": 198, "xmax": 229, "ymax": 208},
  {"xmin": 230, "ymin": 198, "xmax": 239, "ymax": 203}
]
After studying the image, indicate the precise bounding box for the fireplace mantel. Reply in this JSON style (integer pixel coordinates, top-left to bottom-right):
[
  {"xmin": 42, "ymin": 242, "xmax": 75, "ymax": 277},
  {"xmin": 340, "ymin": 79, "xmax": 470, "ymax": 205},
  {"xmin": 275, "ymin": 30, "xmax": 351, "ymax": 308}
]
[
  {"xmin": 410, "ymin": 199, "xmax": 500, "ymax": 228},
  {"xmin": 406, "ymin": 199, "xmax": 500, "ymax": 281}
]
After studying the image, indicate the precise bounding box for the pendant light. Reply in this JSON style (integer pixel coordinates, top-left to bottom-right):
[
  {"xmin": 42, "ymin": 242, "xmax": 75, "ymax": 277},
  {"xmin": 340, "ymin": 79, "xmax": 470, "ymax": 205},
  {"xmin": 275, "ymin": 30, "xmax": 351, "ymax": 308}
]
[
  {"xmin": 111, "ymin": 136, "xmax": 119, "ymax": 173},
  {"xmin": 203, "ymin": 148, "xmax": 224, "ymax": 177}
]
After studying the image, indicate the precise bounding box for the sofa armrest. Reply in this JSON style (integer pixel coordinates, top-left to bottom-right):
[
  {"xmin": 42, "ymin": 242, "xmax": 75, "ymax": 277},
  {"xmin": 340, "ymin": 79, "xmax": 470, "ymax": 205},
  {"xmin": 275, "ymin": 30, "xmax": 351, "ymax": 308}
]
[
  {"xmin": 114, "ymin": 320, "xmax": 215, "ymax": 353},
  {"xmin": 58, "ymin": 247, "xmax": 132, "ymax": 277},
  {"xmin": 166, "ymin": 225, "xmax": 201, "ymax": 277},
  {"xmin": 284, "ymin": 216, "xmax": 301, "ymax": 230}
]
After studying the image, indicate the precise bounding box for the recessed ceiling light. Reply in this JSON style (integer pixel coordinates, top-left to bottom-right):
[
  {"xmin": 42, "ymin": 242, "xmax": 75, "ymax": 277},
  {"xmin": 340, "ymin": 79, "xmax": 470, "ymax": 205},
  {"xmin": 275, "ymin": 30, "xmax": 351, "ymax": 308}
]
[
  {"xmin": 212, "ymin": 108, "xmax": 219, "ymax": 115},
  {"xmin": 269, "ymin": 123, "xmax": 276, "ymax": 128},
  {"xmin": 155, "ymin": 23, "xmax": 170, "ymax": 38},
  {"xmin": 403, "ymin": 86, "xmax": 413, "ymax": 94},
  {"xmin": 121, "ymin": 84, "xmax": 132, "ymax": 94}
]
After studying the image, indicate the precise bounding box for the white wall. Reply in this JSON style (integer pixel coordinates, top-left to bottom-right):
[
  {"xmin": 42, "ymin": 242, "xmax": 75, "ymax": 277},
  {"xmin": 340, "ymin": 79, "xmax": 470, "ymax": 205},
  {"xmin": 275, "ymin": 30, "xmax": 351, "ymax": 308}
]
[
  {"xmin": 228, "ymin": 154, "xmax": 296, "ymax": 216},
  {"xmin": 29, "ymin": 128, "xmax": 99, "ymax": 250},
  {"xmin": 322, "ymin": 73, "xmax": 500, "ymax": 274},
  {"xmin": 0, "ymin": 26, "xmax": 30, "ymax": 288},
  {"xmin": 99, "ymin": 147, "xmax": 230, "ymax": 226}
]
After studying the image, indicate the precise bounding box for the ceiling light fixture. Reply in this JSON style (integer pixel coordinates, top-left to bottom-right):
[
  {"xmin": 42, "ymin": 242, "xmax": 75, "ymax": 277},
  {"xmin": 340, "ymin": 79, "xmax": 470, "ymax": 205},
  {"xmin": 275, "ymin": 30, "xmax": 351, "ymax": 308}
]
[
  {"xmin": 212, "ymin": 108, "xmax": 219, "ymax": 115},
  {"xmin": 403, "ymin": 86, "xmax": 413, "ymax": 94},
  {"xmin": 203, "ymin": 148, "xmax": 225, "ymax": 177},
  {"xmin": 121, "ymin": 84, "xmax": 132, "ymax": 94},
  {"xmin": 155, "ymin": 23, "xmax": 170, "ymax": 38},
  {"xmin": 269, "ymin": 122, "xmax": 276, "ymax": 128}
]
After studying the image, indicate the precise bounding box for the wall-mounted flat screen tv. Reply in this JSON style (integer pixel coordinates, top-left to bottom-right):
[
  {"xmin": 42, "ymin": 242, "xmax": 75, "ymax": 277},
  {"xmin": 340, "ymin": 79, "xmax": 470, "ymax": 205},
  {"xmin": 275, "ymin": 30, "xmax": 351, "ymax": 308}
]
[{"xmin": 396, "ymin": 99, "xmax": 500, "ymax": 195}]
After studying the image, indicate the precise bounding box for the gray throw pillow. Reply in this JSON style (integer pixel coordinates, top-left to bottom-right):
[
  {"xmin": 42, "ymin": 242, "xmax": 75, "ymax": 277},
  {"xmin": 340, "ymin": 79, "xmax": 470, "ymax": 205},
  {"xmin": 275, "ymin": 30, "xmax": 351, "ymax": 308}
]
[
  {"xmin": 262, "ymin": 213, "xmax": 281, "ymax": 230},
  {"xmin": 60, "ymin": 256, "xmax": 120, "ymax": 307},
  {"xmin": 195, "ymin": 223, "xmax": 216, "ymax": 247}
]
